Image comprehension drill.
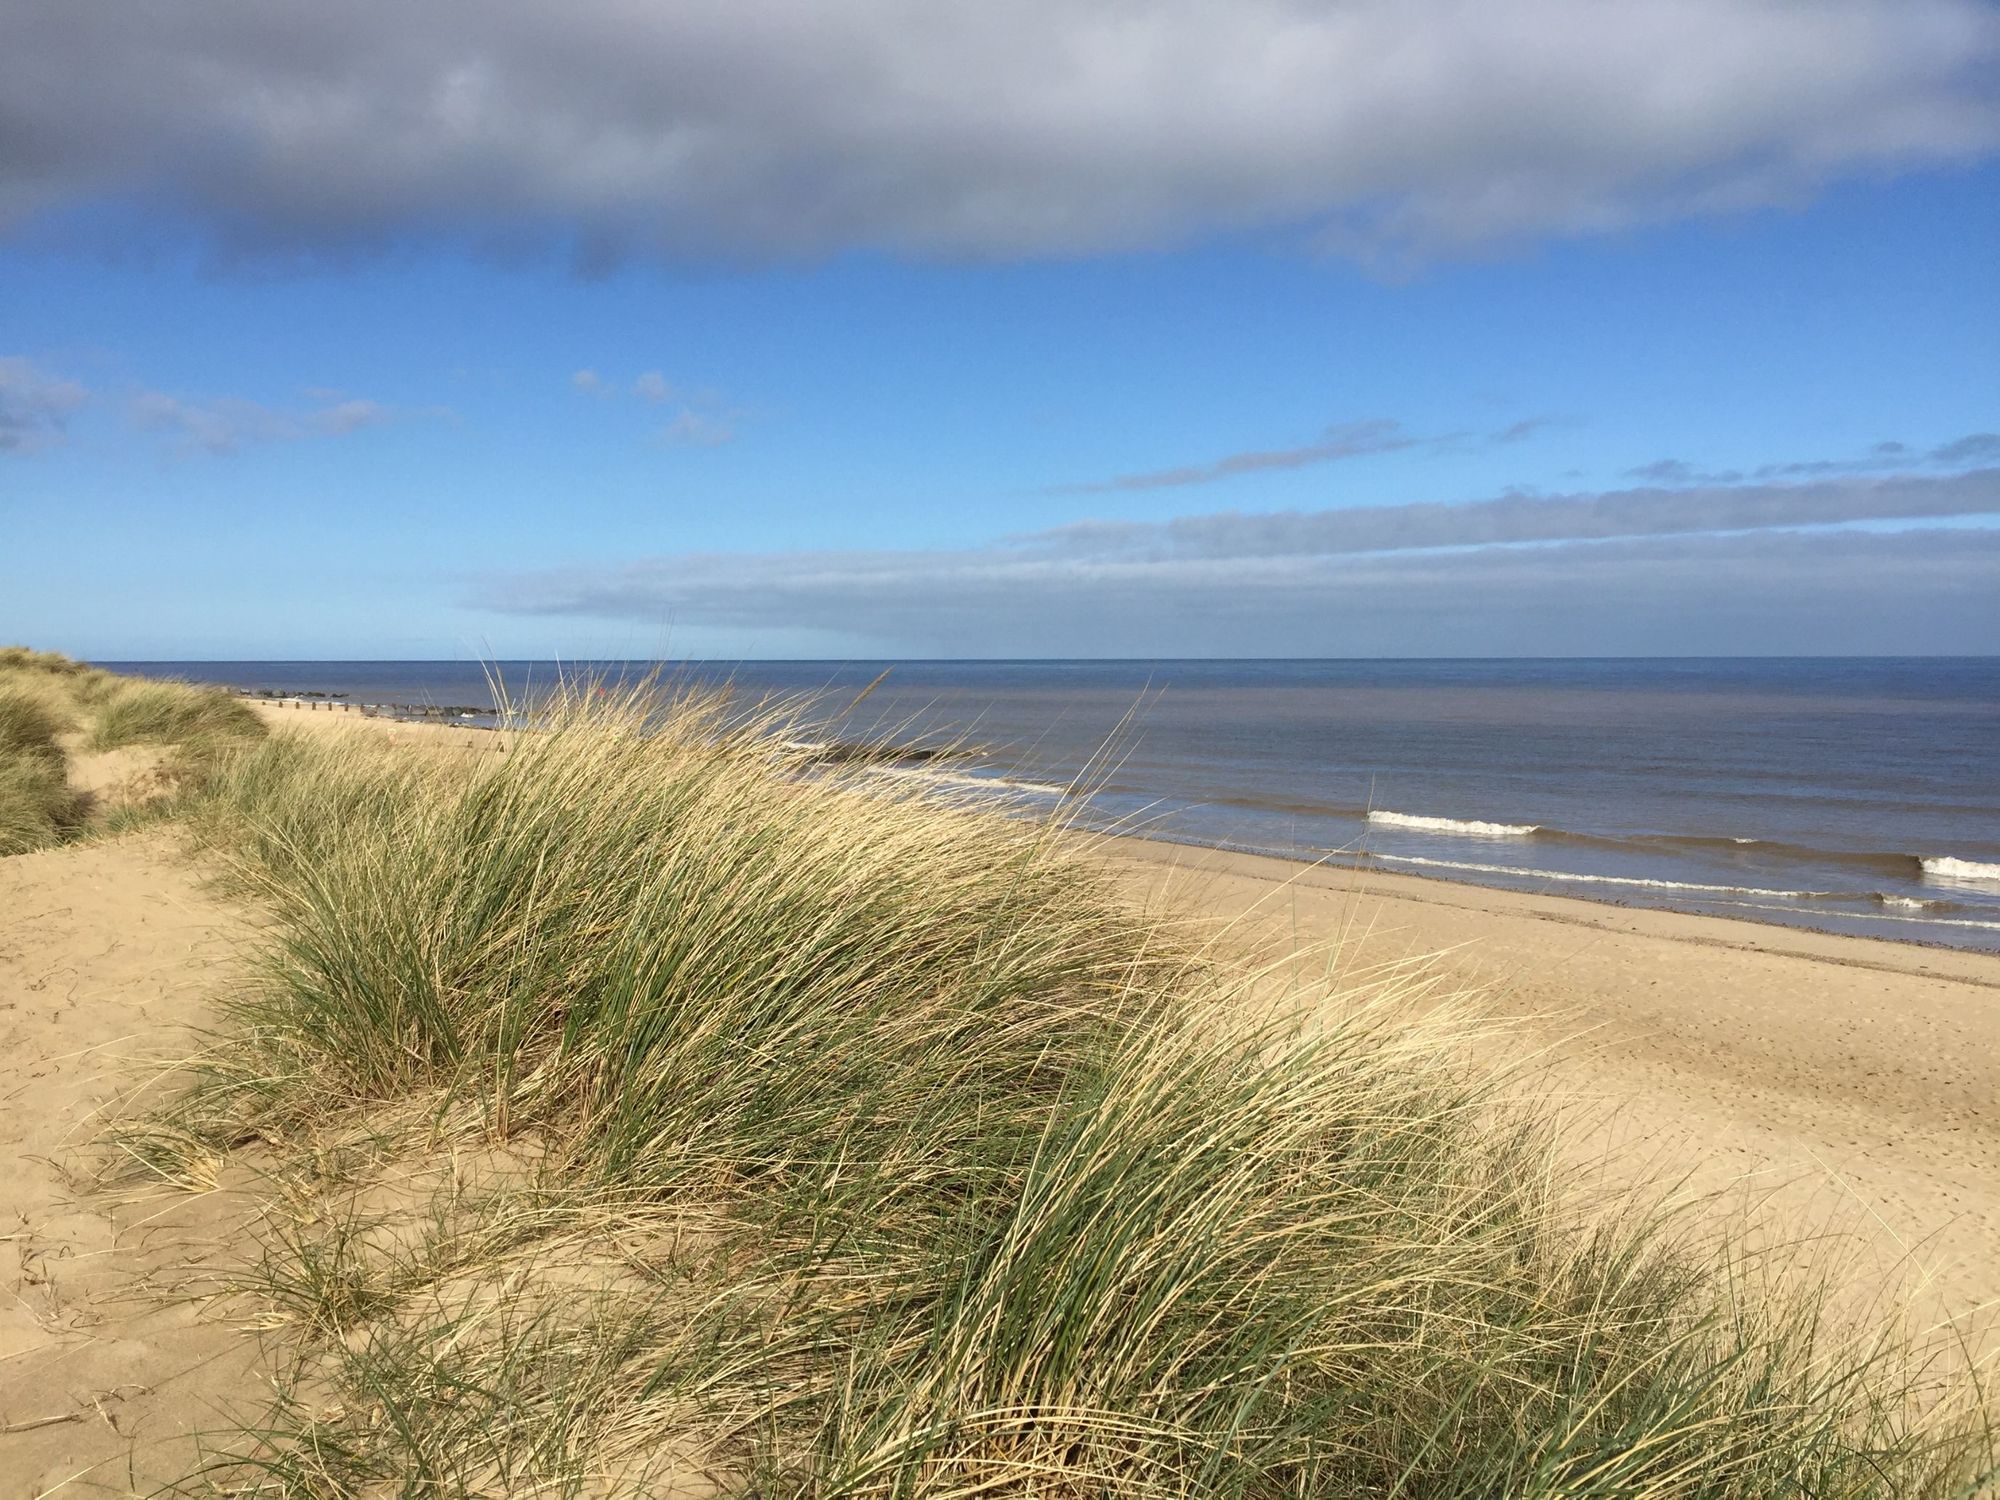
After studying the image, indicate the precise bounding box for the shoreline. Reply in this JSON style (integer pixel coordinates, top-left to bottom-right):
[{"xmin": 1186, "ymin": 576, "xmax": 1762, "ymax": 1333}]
[
  {"xmin": 242, "ymin": 695, "xmax": 2000, "ymax": 958},
  {"xmin": 1097, "ymin": 830, "xmax": 2000, "ymax": 986},
  {"xmin": 1104, "ymin": 825, "xmax": 2000, "ymax": 961}
]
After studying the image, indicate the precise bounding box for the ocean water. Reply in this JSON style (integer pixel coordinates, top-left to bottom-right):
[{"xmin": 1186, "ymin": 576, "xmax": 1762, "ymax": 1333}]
[{"xmin": 104, "ymin": 658, "xmax": 2000, "ymax": 953}]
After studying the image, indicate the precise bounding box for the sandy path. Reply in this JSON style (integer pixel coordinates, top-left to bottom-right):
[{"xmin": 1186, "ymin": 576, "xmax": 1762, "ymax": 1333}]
[
  {"xmin": 0, "ymin": 835, "xmax": 266, "ymax": 1498},
  {"xmin": 1102, "ymin": 838, "xmax": 2000, "ymax": 1331}
]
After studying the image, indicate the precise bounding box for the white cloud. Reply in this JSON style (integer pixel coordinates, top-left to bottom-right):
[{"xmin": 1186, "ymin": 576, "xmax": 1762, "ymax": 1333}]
[
  {"xmin": 131, "ymin": 388, "xmax": 399, "ymax": 454},
  {"xmin": 571, "ymin": 368, "xmax": 606, "ymax": 395},
  {"xmin": 4, "ymin": 1, "xmax": 1994, "ymax": 265},
  {"xmin": 633, "ymin": 371, "xmax": 674, "ymax": 404},
  {"xmin": 657, "ymin": 407, "xmax": 735, "ymax": 447},
  {"xmin": 0, "ymin": 355, "xmax": 87, "ymax": 452}
]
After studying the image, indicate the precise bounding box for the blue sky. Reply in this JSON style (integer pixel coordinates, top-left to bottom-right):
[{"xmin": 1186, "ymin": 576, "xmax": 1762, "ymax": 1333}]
[{"xmin": 2, "ymin": 1, "xmax": 1996, "ymax": 659}]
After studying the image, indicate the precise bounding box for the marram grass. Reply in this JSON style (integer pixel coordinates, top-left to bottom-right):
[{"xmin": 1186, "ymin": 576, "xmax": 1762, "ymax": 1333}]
[
  {"xmin": 0, "ymin": 683, "xmax": 82, "ymax": 852},
  {"xmin": 132, "ymin": 682, "xmax": 1994, "ymax": 1496},
  {"xmin": 0, "ymin": 650, "xmax": 266, "ymax": 852},
  {"xmin": 88, "ymin": 673, "xmax": 265, "ymax": 752}
]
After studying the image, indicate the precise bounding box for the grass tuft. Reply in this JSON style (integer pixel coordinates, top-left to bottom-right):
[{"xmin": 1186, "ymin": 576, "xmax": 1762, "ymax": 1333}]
[
  {"xmin": 0, "ymin": 750, "xmax": 84, "ymax": 854},
  {"xmin": 0, "ymin": 683, "xmax": 69, "ymax": 765},
  {"xmin": 88, "ymin": 676, "xmax": 266, "ymax": 752},
  {"xmin": 0, "ymin": 683, "xmax": 84, "ymax": 853}
]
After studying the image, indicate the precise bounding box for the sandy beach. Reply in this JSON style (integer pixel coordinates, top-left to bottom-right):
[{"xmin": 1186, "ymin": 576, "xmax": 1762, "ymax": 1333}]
[
  {"xmin": 1101, "ymin": 836, "xmax": 2000, "ymax": 1324},
  {"xmin": 3, "ymin": 697, "xmax": 1994, "ymax": 1489}
]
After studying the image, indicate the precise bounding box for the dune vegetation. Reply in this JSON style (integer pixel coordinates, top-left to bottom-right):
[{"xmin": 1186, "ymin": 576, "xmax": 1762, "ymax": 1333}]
[
  {"xmin": 0, "ymin": 647, "xmax": 265, "ymax": 852},
  {"xmin": 88, "ymin": 674, "xmax": 266, "ymax": 753},
  {"xmin": 0, "ymin": 687, "xmax": 83, "ymax": 853},
  {"xmin": 84, "ymin": 678, "xmax": 1988, "ymax": 1497},
  {"xmin": 0, "ymin": 650, "xmax": 89, "ymax": 852}
]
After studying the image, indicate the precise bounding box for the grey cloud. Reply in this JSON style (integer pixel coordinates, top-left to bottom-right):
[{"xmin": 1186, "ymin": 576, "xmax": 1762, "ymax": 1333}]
[
  {"xmin": 633, "ymin": 374, "xmax": 741, "ymax": 445},
  {"xmin": 1489, "ymin": 416, "xmax": 1566, "ymax": 445},
  {"xmin": 1933, "ymin": 432, "xmax": 2000, "ymax": 464},
  {"xmin": 1624, "ymin": 459, "xmax": 1745, "ymax": 485},
  {"xmin": 1019, "ymin": 469, "xmax": 2000, "ymax": 562},
  {"xmin": 4, "ymin": 2, "xmax": 1995, "ymax": 266},
  {"xmin": 473, "ymin": 526, "xmax": 1999, "ymax": 657},
  {"xmin": 565, "ymin": 366, "xmax": 739, "ymax": 442},
  {"xmin": 657, "ymin": 409, "xmax": 736, "ymax": 448},
  {"xmin": 1069, "ymin": 419, "xmax": 1419, "ymax": 493},
  {"xmin": 468, "ymin": 470, "xmax": 2000, "ymax": 654},
  {"xmin": 1064, "ymin": 414, "xmax": 1564, "ymax": 494},
  {"xmin": 1629, "ymin": 430, "xmax": 2000, "ymax": 484},
  {"xmin": 131, "ymin": 389, "xmax": 399, "ymax": 454},
  {"xmin": 0, "ymin": 355, "xmax": 87, "ymax": 452}
]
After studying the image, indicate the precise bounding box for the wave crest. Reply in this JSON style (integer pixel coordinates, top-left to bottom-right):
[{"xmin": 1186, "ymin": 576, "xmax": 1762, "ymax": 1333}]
[
  {"xmin": 1921, "ymin": 856, "xmax": 2000, "ymax": 885},
  {"xmin": 866, "ymin": 765, "xmax": 1070, "ymax": 799},
  {"xmin": 1372, "ymin": 853, "xmax": 1823, "ymax": 898},
  {"xmin": 1369, "ymin": 809, "xmax": 1538, "ymax": 838}
]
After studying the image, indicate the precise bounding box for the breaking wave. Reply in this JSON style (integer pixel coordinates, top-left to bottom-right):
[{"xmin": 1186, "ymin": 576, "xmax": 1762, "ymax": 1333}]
[
  {"xmin": 865, "ymin": 765, "xmax": 1070, "ymax": 799},
  {"xmin": 1370, "ymin": 854, "xmax": 1833, "ymax": 900},
  {"xmin": 1368, "ymin": 810, "xmax": 1538, "ymax": 838},
  {"xmin": 1921, "ymin": 856, "xmax": 2000, "ymax": 886},
  {"xmin": 1369, "ymin": 856, "xmax": 2000, "ymax": 931}
]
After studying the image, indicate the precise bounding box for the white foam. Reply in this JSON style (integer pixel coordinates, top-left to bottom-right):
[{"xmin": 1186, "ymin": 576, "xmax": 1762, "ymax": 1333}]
[
  {"xmin": 1920, "ymin": 856, "xmax": 2000, "ymax": 886},
  {"xmin": 1368, "ymin": 809, "xmax": 1538, "ymax": 839},
  {"xmin": 1699, "ymin": 896, "xmax": 2000, "ymax": 933},
  {"xmin": 865, "ymin": 766, "xmax": 1069, "ymax": 799},
  {"xmin": 1373, "ymin": 853, "xmax": 1824, "ymax": 900}
]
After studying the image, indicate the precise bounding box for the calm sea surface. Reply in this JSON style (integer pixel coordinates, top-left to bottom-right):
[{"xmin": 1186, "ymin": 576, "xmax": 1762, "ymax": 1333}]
[{"xmin": 105, "ymin": 659, "xmax": 2000, "ymax": 953}]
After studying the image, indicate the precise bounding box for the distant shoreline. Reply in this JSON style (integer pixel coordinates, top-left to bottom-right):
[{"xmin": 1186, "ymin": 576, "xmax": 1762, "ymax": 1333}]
[{"xmin": 245, "ymin": 696, "xmax": 2000, "ymax": 958}]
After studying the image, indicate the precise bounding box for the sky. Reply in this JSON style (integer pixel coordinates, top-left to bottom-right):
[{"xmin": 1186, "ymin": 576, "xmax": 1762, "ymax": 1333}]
[{"xmin": 2, "ymin": 0, "xmax": 1997, "ymax": 660}]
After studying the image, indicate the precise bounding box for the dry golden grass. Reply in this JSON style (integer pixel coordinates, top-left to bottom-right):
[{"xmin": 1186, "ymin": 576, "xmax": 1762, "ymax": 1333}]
[
  {"xmin": 0, "ymin": 678, "xmax": 83, "ymax": 852},
  {"xmin": 0, "ymin": 649, "xmax": 267, "ymax": 852}
]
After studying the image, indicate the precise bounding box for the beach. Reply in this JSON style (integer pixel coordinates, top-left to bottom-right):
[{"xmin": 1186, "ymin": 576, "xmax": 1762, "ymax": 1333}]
[
  {"xmin": 1101, "ymin": 837, "xmax": 2000, "ymax": 1323},
  {"xmin": 3, "ymin": 691, "xmax": 1995, "ymax": 1491}
]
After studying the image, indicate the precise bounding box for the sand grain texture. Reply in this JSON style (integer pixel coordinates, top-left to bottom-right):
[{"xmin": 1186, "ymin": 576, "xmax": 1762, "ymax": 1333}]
[{"xmin": 0, "ymin": 835, "xmax": 265, "ymax": 1498}]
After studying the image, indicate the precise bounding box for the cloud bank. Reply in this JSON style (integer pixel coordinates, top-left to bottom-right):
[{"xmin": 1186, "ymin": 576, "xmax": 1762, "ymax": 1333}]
[
  {"xmin": 468, "ymin": 468, "xmax": 2000, "ymax": 655},
  {"xmin": 4, "ymin": 1, "xmax": 1996, "ymax": 264}
]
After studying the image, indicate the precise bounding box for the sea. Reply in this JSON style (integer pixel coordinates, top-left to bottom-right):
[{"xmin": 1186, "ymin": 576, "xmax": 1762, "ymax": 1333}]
[{"xmin": 102, "ymin": 658, "xmax": 2000, "ymax": 954}]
